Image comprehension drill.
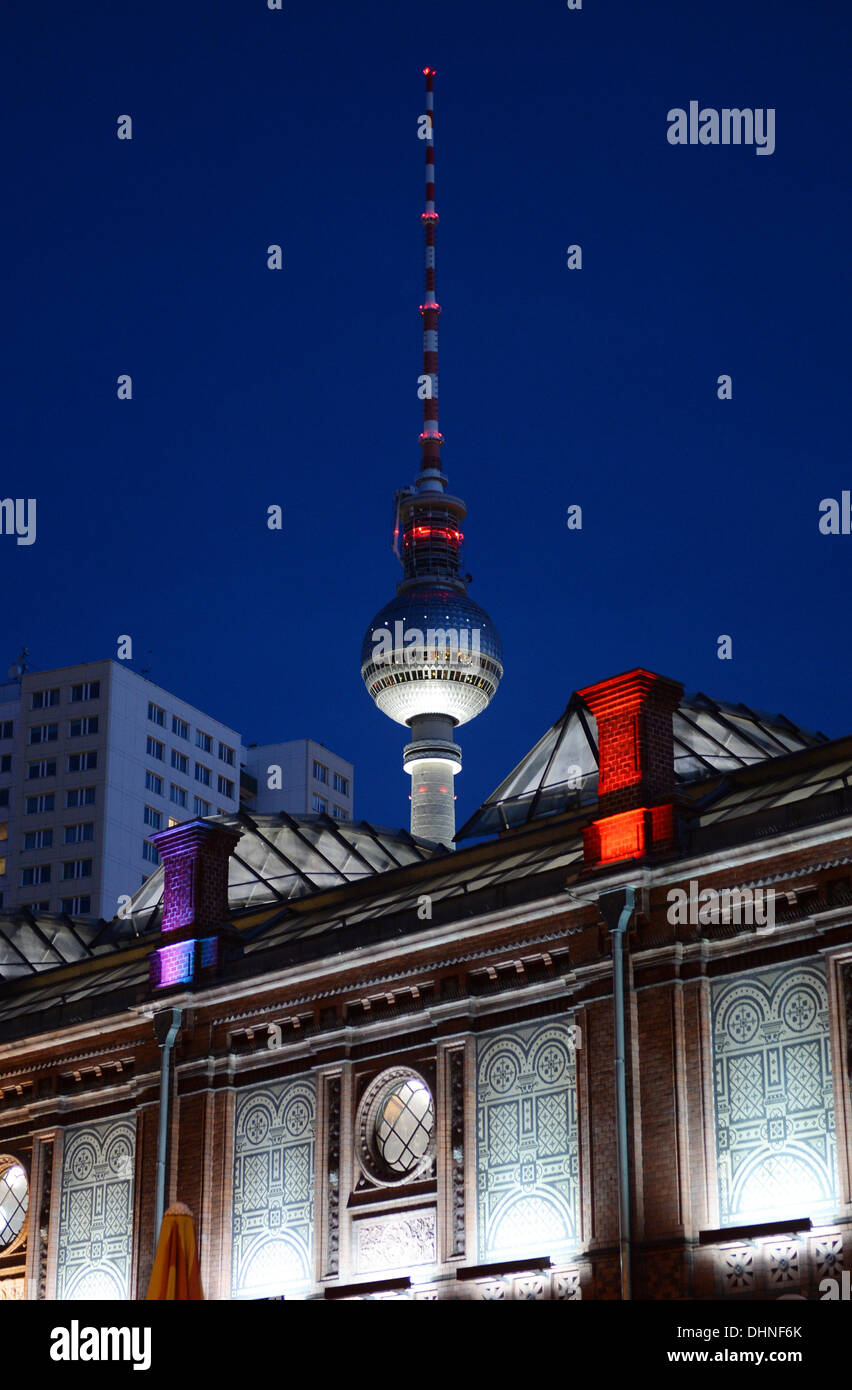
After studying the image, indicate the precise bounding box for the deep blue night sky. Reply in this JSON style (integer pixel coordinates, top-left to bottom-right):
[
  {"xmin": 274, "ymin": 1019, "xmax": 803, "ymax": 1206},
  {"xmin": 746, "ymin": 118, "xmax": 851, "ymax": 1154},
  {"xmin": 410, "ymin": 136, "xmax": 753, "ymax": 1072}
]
[{"xmin": 3, "ymin": 0, "xmax": 850, "ymax": 831}]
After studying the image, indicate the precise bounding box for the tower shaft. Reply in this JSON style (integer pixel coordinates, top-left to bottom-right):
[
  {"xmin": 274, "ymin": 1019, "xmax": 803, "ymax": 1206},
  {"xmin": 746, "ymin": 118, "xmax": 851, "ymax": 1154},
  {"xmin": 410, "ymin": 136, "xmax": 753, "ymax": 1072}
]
[{"xmin": 408, "ymin": 758, "xmax": 457, "ymax": 843}]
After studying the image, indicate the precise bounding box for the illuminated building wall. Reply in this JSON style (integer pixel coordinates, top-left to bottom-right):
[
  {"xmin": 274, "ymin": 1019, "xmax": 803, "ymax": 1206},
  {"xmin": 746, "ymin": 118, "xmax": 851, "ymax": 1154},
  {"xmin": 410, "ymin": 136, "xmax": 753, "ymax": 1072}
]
[
  {"xmin": 3, "ymin": 668, "xmax": 852, "ymax": 1301},
  {"xmin": 475, "ymin": 1019, "xmax": 579, "ymax": 1263},
  {"xmin": 56, "ymin": 1115, "xmax": 136, "ymax": 1301},
  {"xmin": 231, "ymin": 1075, "xmax": 316, "ymax": 1298},
  {"xmin": 712, "ymin": 960, "xmax": 839, "ymax": 1227}
]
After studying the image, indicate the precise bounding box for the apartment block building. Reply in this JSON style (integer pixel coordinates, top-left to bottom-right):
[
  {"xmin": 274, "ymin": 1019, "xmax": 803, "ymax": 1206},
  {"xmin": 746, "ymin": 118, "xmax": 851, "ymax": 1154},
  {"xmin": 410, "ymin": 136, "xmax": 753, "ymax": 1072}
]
[
  {"xmin": 244, "ymin": 739, "xmax": 354, "ymax": 822},
  {"xmin": 0, "ymin": 661, "xmax": 243, "ymax": 920}
]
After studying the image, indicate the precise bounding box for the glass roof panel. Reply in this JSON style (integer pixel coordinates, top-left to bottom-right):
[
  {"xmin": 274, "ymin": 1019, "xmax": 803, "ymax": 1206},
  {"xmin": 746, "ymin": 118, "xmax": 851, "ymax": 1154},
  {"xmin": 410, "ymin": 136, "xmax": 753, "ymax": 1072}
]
[
  {"xmin": 458, "ymin": 690, "xmax": 830, "ymax": 840},
  {"xmin": 123, "ymin": 814, "xmax": 441, "ymax": 925},
  {"xmin": 699, "ymin": 762, "xmax": 848, "ymax": 825},
  {"xmin": 0, "ymin": 815, "xmax": 445, "ymax": 987},
  {"xmin": 485, "ymin": 726, "xmax": 562, "ymax": 803}
]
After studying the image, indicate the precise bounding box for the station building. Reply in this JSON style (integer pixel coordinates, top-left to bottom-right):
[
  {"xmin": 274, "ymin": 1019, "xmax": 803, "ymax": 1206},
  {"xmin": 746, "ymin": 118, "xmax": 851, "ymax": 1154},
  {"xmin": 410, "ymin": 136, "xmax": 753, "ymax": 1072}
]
[{"xmin": 0, "ymin": 668, "xmax": 849, "ymax": 1301}]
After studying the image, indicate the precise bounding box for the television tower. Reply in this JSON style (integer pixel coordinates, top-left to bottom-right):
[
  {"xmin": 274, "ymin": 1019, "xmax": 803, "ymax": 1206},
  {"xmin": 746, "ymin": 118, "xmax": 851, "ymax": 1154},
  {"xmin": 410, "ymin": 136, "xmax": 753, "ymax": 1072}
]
[{"xmin": 361, "ymin": 68, "xmax": 503, "ymax": 847}]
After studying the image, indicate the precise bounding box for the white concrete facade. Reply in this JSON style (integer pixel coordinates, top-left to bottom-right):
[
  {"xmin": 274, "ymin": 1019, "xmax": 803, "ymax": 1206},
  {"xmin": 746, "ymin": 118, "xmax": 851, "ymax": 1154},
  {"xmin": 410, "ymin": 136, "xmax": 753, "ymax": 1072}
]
[{"xmin": 0, "ymin": 661, "xmax": 244, "ymax": 920}]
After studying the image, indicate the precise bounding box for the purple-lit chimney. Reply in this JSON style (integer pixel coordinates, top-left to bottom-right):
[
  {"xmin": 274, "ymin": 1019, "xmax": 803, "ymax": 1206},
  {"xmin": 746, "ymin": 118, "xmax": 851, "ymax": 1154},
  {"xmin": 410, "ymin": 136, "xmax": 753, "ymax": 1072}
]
[{"xmin": 148, "ymin": 819, "xmax": 241, "ymax": 989}]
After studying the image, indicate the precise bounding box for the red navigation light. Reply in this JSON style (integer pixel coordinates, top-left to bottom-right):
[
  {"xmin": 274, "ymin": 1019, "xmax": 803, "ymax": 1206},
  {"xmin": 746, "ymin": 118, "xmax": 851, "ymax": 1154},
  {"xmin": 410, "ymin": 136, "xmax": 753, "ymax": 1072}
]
[
  {"xmin": 423, "ymin": 67, "xmax": 436, "ymax": 76},
  {"xmin": 408, "ymin": 524, "xmax": 462, "ymax": 543}
]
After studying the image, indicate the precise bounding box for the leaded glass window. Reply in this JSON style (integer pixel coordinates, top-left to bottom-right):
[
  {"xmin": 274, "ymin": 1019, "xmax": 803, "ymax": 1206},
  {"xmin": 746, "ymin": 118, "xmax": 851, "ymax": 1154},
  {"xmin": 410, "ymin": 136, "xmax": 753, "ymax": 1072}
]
[
  {"xmin": 0, "ymin": 1161, "xmax": 28, "ymax": 1251},
  {"xmin": 375, "ymin": 1078, "xmax": 434, "ymax": 1175}
]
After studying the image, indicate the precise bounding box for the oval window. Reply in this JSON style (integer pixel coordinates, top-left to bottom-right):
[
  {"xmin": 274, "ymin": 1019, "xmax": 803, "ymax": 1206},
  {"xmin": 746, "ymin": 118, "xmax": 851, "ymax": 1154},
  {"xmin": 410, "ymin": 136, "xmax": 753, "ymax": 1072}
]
[
  {"xmin": 375, "ymin": 1077, "xmax": 434, "ymax": 1175},
  {"xmin": 0, "ymin": 1160, "xmax": 28, "ymax": 1252}
]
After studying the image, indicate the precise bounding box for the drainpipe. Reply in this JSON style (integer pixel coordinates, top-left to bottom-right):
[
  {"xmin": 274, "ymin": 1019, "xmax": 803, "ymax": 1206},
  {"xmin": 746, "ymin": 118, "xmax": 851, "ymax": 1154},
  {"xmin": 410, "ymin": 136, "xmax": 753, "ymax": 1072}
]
[
  {"xmin": 599, "ymin": 886, "xmax": 636, "ymax": 1301},
  {"xmin": 153, "ymin": 1007, "xmax": 182, "ymax": 1240}
]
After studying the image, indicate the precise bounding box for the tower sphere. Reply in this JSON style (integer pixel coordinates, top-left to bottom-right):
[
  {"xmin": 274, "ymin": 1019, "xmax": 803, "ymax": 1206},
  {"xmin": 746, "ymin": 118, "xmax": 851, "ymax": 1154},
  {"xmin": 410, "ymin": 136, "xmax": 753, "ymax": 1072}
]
[{"xmin": 361, "ymin": 585, "xmax": 503, "ymax": 728}]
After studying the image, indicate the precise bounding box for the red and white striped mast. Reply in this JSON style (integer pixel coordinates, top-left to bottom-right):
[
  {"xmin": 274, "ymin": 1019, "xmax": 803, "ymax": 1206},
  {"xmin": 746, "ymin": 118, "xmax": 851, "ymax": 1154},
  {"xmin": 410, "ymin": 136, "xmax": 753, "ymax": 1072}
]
[{"xmin": 419, "ymin": 65, "xmax": 444, "ymax": 489}]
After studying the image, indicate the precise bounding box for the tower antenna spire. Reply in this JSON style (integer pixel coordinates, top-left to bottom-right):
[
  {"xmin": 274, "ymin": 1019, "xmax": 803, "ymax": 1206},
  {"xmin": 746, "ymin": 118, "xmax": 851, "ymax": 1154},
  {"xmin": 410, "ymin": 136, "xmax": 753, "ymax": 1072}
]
[{"xmin": 419, "ymin": 66, "xmax": 443, "ymax": 487}]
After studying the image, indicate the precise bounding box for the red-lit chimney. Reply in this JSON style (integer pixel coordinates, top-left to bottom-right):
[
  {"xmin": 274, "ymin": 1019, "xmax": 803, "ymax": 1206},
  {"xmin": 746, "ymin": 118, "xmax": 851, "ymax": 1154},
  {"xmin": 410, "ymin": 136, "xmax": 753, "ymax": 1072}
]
[
  {"xmin": 148, "ymin": 819, "xmax": 241, "ymax": 989},
  {"xmin": 577, "ymin": 669, "xmax": 683, "ymax": 867}
]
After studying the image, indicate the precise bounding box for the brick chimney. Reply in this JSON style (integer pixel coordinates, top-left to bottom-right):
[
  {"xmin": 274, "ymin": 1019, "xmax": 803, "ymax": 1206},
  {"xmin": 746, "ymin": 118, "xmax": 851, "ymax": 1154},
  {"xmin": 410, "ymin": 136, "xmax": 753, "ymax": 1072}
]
[
  {"xmin": 148, "ymin": 819, "xmax": 241, "ymax": 989},
  {"xmin": 577, "ymin": 669, "xmax": 683, "ymax": 867}
]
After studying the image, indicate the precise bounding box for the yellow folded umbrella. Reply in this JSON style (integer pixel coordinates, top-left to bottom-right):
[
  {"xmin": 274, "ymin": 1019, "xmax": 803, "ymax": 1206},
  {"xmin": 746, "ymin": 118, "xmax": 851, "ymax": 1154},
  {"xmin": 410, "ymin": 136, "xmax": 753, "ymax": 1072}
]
[{"xmin": 146, "ymin": 1202, "xmax": 204, "ymax": 1300}]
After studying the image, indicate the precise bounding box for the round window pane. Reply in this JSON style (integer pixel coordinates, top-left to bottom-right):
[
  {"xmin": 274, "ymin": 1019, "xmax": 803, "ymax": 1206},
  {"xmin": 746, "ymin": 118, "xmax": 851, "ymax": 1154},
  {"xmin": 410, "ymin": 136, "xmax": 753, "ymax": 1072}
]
[
  {"xmin": 0, "ymin": 1163, "xmax": 28, "ymax": 1250},
  {"xmin": 375, "ymin": 1078, "xmax": 433, "ymax": 1174}
]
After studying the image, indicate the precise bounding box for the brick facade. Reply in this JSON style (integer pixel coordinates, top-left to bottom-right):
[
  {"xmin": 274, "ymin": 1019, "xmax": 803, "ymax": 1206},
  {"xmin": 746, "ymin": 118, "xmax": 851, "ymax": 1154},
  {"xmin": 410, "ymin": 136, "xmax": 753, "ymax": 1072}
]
[
  {"xmin": 4, "ymin": 844, "xmax": 849, "ymax": 1300},
  {"xmin": 2, "ymin": 673, "xmax": 851, "ymax": 1301}
]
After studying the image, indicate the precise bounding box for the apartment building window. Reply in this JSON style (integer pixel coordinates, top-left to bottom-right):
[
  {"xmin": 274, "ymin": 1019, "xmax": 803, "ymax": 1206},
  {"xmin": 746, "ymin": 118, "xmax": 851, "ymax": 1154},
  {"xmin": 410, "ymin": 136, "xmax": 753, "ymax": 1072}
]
[
  {"xmin": 195, "ymin": 763, "xmax": 210, "ymax": 786},
  {"xmin": 332, "ymin": 805, "xmax": 348, "ymax": 821},
  {"xmin": 31, "ymin": 688, "xmax": 59, "ymax": 709},
  {"xmin": 193, "ymin": 796, "xmax": 210, "ymax": 816},
  {"xmin": 218, "ymin": 742, "xmax": 235, "ymax": 765},
  {"xmin": 0, "ymin": 755, "xmax": 11, "ymax": 773},
  {"xmin": 146, "ymin": 736, "xmax": 164, "ymax": 761},
  {"xmin": 0, "ymin": 823, "xmax": 6, "ymax": 841},
  {"xmin": 21, "ymin": 865, "xmax": 51, "ymax": 886},
  {"xmin": 70, "ymin": 681, "xmax": 100, "ymax": 702},
  {"xmin": 67, "ymin": 751, "xmax": 97, "ymax": 772},
  {"xmin": 143, "ymin": 805, "xmax": 162, "ymax": 830},
  {"xmin": 0, "ymin": 791, "xmax": 8, "ymax": 808},
  {"xmin": 312, "ymin": 794, "xmax": 327, "ymax": 814},
  {"xmin": 196, "ymin": 730, "xmax": 212, "ymax": 753},
  {"xmin": 167, "ymin": 817, "xmax": 180, "ymax": 829},
  {"xmin": 171, "ymin": 750, "xmax": 188, "ymax": 774},
  {"xmin": 61, "ymin": 895, "xmax": 90, "ymax": 914},
  {"xmin": 24, "ymin": 901, "xmax": 50, "ymax": 912},
  {"xmin": 170, "ymin": 784, "xmax": 188, "ymax": 808},
  {"xmin": 62, "ymin": 859, "xmax": 92, "ymax": 881},
  {"xmin": 148, "ymin": 702, "xmax": 165, "ymax": 727},
  {"xmin": 333, "ymin": 773, "xmax": 349, "ymax": 796},
  {"xmin": 142, "ymin": 841, "xmax": 159, "ymax": 864},
  {"xmin": 65, "ymin": 786, "xmax": 95, "ymax": 808},
  {"xmin": 172, "ymin": 716, "xmax": 189, "ymax": 740},
  {"xmin": 217, "ymin": 775, "xmax": 234, "ymax": 798},
  {"xmin": 0, "ymin": 858, "xmax": 5, "ymax": 877},
  {"xmin": 27, "ymin": 759, "xmax": 57, "ymax": 780},
  {"xmin": 145, "ymin": 771, "xmax": 163, "ymax": 796},
  {"xmin": 25, "ymin": 793, "xmax": 54, "ymax": 814},
  {"xmin": 313, "ymin": 760, "xmax": 328, "ymax": 784},
  {"xmin": 68, "ymin": 716, "xmax": 99, "ymax": 737},
  {"xmin": 24, "ymin": 829, "xmax": 53, "ymax": 850},
  {"xmin": 28, "ymin": 723, "xmax": 58, "ymax": 744},
  {"xmin": 64, "ymin": 823, "xmax": 93, "ymax": 845},
  {"xmin": 0, "ymin": 721, "xmax": 13, "ymax": 740}
]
